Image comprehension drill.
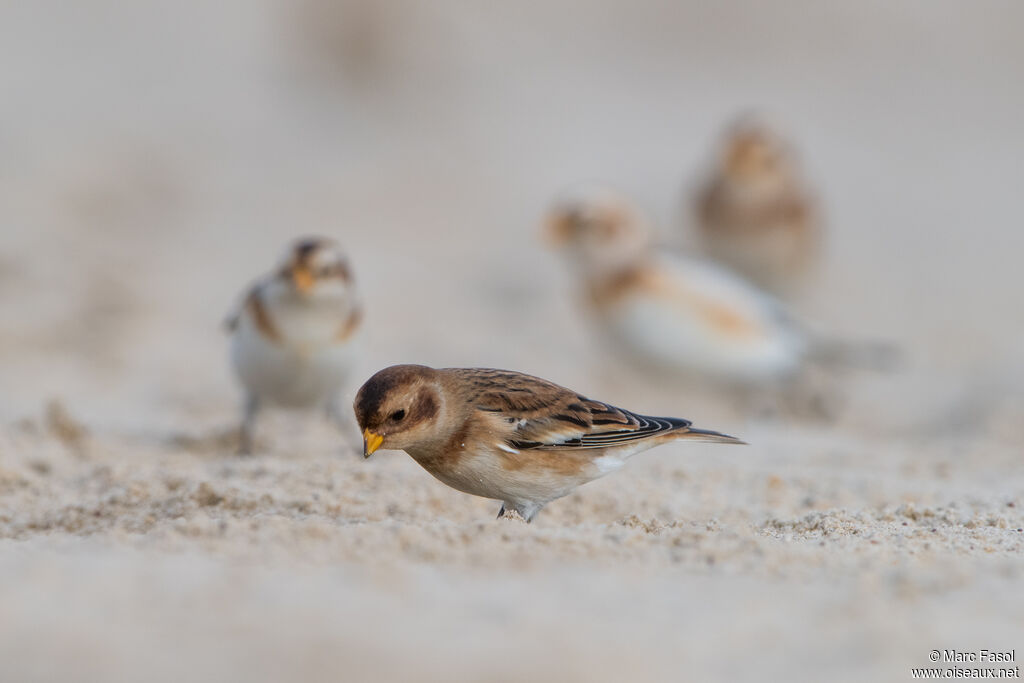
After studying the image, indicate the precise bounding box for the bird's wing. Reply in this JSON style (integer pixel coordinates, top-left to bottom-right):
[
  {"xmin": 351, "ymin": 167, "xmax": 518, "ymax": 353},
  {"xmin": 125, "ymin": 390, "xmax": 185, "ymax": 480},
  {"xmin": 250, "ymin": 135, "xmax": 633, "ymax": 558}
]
[
  {"xmin": 224, "ymin": 277, "xmax": 279, "ymax": 335},
  {"xmin": 460, "ymin": 368, "xmax": 722, "ymax": 451},
  {"xmin": 223, "ymin": 279, "xmax": 264, "ymax": 333},
  {"xmin": 223, "ymin": 298, "xmax": 245, "ymax": 332}
]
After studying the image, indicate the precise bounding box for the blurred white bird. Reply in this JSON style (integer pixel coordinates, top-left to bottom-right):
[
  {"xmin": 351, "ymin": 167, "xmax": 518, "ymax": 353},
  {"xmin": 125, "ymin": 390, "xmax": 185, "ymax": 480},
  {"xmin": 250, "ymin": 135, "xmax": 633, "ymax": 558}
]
[
  {"xmin": 226, "ymin": 237, "xmax": 362, "ymax": 453},
  {"xmin": 547, "ymin": 190, "xmax": 887, "ymax": 386}
]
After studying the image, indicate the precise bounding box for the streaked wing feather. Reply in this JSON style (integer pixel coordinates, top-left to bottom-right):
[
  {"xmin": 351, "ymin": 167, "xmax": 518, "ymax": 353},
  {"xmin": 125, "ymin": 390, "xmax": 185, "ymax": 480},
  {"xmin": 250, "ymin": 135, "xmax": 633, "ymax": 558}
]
[{"xmin": 462, "ymin": 368, "xmax": 689, "ymax": 451}]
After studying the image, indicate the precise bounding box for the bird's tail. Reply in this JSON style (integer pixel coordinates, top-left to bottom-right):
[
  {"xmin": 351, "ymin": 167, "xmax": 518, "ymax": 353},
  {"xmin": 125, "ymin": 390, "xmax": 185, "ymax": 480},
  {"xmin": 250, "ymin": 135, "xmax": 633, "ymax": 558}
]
[
  {"xmin": 807, "ymin": 337, "xmax": 902, "ymax": 373},
  {"xmin": 677, "ymin": 426, "xmax": 747, "ymax": 445}
]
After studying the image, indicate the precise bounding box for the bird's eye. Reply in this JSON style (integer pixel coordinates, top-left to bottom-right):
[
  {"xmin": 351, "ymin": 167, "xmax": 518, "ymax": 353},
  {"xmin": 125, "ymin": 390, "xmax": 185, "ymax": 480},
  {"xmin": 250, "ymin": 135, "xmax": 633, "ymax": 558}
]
[{"xmin": 390, "ymin": 409, "xmax": 406, "ymax": 422}]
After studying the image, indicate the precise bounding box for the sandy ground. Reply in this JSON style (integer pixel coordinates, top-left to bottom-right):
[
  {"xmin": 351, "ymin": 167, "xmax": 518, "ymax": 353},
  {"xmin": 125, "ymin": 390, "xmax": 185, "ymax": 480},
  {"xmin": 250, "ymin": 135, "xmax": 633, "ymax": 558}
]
[{"xmin": 2, "ymin": 2, "xmax": 1023, "ymax": 681}]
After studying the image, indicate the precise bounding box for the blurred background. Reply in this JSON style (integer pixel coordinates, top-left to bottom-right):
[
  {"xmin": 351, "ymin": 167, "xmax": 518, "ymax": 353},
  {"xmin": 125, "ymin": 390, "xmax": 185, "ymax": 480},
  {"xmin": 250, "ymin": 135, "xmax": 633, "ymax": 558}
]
[
  {"xmin": 1, "ymin": 2, "xmax": 1022, "ymax": 682},
  {"xmin": 2, "ymin": 0, "xmax": 1022, "ymax": 428}
]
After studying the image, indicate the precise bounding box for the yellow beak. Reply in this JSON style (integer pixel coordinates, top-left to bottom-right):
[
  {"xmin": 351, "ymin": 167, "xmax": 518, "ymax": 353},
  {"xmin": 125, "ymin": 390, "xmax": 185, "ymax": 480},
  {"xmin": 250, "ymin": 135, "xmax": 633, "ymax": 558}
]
[
  {"xmin": 292, "ymin": 267, "xmax": 315, "ymax": 294},
  {"xmin": 362, "ymin": 429, "xmax": 384, "ymax": 458}
]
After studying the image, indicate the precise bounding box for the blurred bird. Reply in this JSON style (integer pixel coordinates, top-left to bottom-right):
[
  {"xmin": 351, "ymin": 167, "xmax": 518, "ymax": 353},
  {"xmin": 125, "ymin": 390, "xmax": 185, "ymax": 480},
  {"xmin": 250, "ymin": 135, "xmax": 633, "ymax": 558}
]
[
  {"xmin": 354, "ymin": 364, "xmax": 742, "ymax": 521},
  {"xmin": 227, "ymin": 238, "xmax": 362, "ymax": 453},
  {"xmin": 693, "ymin": 117, "xmax": 821, "ymax": 294},
  {"xmin": 548, "ymin": 189, "xmax": 808, "ymax": 383},
  {"xmin": 546, "ymin": 190, "xmax": 892, "ymax": 386}
]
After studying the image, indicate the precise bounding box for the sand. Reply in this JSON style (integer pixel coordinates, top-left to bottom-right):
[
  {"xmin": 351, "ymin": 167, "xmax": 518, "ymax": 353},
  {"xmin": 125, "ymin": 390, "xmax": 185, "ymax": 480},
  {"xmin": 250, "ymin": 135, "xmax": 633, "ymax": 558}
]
[{"xmin": 1, "ymin": 2, "xmax": 1023, "ymax": 681}]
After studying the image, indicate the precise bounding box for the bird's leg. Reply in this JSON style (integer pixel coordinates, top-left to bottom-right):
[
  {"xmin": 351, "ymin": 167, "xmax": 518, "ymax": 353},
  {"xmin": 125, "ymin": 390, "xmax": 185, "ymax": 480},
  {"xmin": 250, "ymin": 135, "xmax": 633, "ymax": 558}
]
[
  {"xmin": 238, "ymin": 394, "xmax": 259, "ymax": 455},
  {"xmin": 496, "ymin": 502, "xmax": 537, "ymax": 523}
]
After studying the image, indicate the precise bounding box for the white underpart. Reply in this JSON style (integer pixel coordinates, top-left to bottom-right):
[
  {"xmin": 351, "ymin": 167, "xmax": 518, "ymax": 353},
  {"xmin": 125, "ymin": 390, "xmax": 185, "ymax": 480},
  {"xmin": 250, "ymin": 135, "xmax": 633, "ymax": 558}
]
[
  {"xmin": 597, "ymin": 252, "xmax": 807, "ymax": 383},
  {"xmin": 592, "ymin": 453, "xmax": 627, "ymax": 475},
  {"xmin": 408, "ymin": 431, "xmax": 670, "ymax": 522},
  {"xmin": 230, "ymin": 278, "xmax": 359, "ymax": 409}
]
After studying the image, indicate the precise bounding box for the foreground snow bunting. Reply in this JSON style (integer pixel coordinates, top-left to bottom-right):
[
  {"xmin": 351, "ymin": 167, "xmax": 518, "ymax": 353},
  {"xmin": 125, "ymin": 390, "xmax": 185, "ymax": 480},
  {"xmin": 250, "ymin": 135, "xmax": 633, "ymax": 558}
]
[
  {"xmin": 693, "ymin": 117, "xmax": 821, "ymax": 294},
  {"xmin": 227, "ymin": 238, "xmax": 362, "ymax": 453},
  {"xmin": 354, "ymin": 364, "xmax": 742, "ymax": 521},
  {"xmin": 547, "ymin": 190, "xmax": 809, "ymax": 383}
]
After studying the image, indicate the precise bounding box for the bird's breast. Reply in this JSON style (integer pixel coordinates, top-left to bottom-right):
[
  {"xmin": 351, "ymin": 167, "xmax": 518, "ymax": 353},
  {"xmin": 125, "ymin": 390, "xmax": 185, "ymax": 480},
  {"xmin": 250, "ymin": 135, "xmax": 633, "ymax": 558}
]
[{"xmin": 406, "ymin": 443, "xmax": 606, "ymax": 504}]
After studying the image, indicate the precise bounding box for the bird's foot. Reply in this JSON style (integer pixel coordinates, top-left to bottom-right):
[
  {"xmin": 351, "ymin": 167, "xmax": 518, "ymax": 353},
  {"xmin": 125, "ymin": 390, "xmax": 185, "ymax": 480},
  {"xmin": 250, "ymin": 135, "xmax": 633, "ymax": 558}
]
[{"xmin": 496, "ymin": 504, "xmax": 529, "ymax": 523}]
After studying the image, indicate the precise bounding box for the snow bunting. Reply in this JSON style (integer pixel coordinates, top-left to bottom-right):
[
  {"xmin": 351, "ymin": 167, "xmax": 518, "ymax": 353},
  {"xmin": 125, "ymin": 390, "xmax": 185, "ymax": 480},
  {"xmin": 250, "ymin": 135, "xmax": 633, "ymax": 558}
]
[
  {"xmin": 547, "ymin": 190, "xmax": 809, "ymax": 384},
  {"xmin": 227, "ymin": 237, "xmax": 362, "ymax": 453},
  {"xmin": 693, "ymin": 117, "xmax": 821, "ymax": 294},
  {"xmin": 354, "ymin": 364, "xmax": 742, "ymax": 521}
]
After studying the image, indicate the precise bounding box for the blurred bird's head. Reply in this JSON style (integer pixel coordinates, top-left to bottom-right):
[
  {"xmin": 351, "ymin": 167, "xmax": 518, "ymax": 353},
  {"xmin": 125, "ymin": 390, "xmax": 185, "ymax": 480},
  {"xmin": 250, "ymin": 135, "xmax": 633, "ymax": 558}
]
[
  {"xmin": 275, "ymin": 237, "xmax": 355, "ymax": 301},
  {"xmin": 719, "ymin": 118, "xmax": 796, "ymax": 188},
  {"xmin": 544, "ymin": 189, "xmax": 652, "ymax": 275}
]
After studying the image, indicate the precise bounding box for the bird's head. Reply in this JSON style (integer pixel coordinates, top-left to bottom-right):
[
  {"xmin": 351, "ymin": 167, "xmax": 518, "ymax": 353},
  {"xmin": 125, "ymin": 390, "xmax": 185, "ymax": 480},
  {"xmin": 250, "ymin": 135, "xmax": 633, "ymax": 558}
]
[
  {"xmin": 543, "ymin": 188, "xmax": 651, "ymax": 275},
  {"xmin": 353, "ymin": 365, "xmax": 445, "ymax": 457},
  {"xmin": 719, "ymin": 117, "xmax": 795, "ymax": 187},
  {"xmin": 275, "ymin": 237, "xmax": 355, "ymax": 302}
]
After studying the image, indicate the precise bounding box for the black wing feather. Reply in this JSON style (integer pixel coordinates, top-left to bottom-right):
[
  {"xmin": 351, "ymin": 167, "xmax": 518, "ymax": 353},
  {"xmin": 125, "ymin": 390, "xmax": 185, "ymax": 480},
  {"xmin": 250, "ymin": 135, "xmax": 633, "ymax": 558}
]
[{"xmin": 458, "ymin": 368, "xmax": 698, "ymax": 451}]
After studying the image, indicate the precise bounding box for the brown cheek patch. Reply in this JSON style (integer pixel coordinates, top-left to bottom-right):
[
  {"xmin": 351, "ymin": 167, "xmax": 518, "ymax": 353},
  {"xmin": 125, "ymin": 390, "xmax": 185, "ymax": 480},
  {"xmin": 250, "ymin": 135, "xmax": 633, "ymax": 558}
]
[
  {"xmin": 409, "ymin": 389, "xmax": 436, "ymax": 422},
  {"xmin": 247, "ymin": 292, "xmax": 282, "ymax": 343},
  {"xmin": 390, "ymin": 388, "xmax": 446, "ymax": 461}
]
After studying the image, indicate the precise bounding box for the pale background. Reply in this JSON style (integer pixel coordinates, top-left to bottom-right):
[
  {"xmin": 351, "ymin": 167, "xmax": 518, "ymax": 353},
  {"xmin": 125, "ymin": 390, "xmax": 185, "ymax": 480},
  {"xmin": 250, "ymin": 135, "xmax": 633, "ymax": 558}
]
[{"xmin": 1, "ymin": 2, "xmax": 1022, "ymax": 681}]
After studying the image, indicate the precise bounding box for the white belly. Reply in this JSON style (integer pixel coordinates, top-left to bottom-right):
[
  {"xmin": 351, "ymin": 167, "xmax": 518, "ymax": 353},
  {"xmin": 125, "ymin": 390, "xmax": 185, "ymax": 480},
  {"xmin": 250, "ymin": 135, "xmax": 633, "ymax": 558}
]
[
  {"xmin": 599, "ymin": 255, "xmax": 807, "ymax": 383},
  {"xmin": 230, "ymin": 317, "xmax": 356, "ymax": 409},
  {"xmin": 408, "ymin": 440, "xmax": 654, "ymax": 508}
]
